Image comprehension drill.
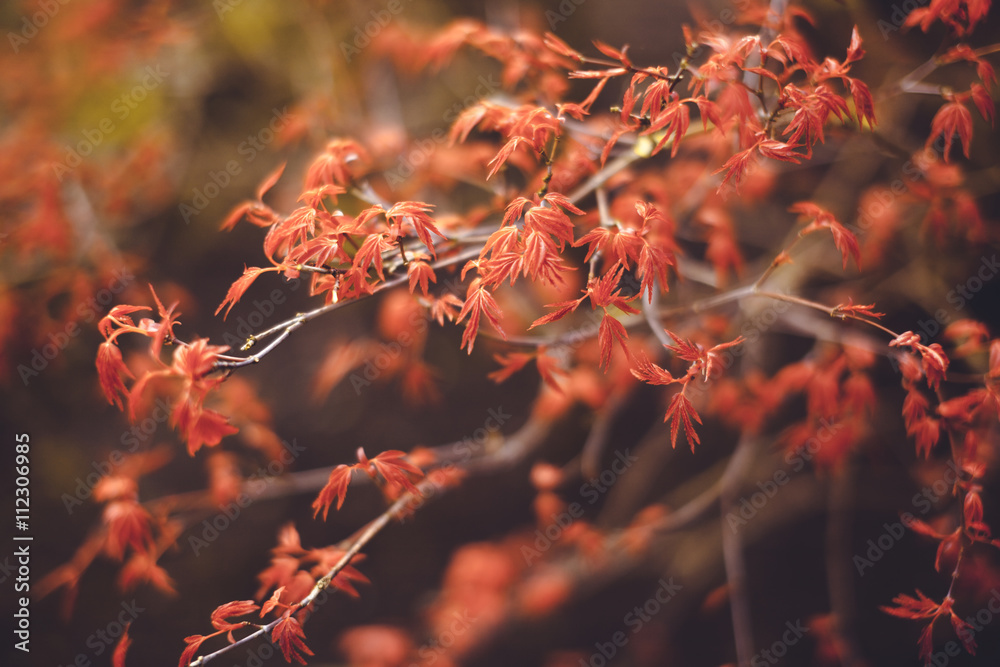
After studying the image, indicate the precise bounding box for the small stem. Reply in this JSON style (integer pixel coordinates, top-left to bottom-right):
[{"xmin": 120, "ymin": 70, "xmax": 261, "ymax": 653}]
[{"xmin": 536, "ymin": 133, "xmax": 561, "ymax": 199}]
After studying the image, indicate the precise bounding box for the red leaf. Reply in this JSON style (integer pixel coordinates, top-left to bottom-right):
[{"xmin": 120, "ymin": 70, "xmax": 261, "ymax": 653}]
[
  {"xmin": 407, "ymin": 259, "xmax": 437, "ymax": 297},
  {"xmin": 181, "ymin": 407, "xmax": 240, "ymax": 457},
  {"xmin": 544, "ymin": 32, "xmax": 584, "ymax": 61},
  {"xmin": 256, "ymin": 161, "xmax": 287, "ymax": 201},
  {"xmin": 272, "ymin": 614, "xmax": 314, "ymax": 665},
  {"xmin": 103, "ymin": 500, "xmax": 154, "ymax": 560},
  {"xmin": 664, "ymin": 330, "xmax": 702, "ymax": 363},
  {"xmin": 927, "ymin": 100, "xmax": 973, "ymax": 161},
  {"xmin": 630, "ymin": 353, "xmax": 674, "ymax": 385},
  {"xmin": 457, "ymin": 282, "xmax": 506, "ymax": 353},
  {"xmin": 386, "ymin": 201, "xmax": 444, "ymax": 257},
  {"xmin": 97, "ymin": 341, "xmax": 133, "ymax": 409},
  {"xmin": 369, "ymin": 449, "xmax": 424, "ymax": 494},
  {"xmin": 845, "ymin": 26, "xmax": 864, "ymax": 64},
  {"xmin": 312, "ymin": 465, "xmax": 354, "ymax": 520},
  {"xmin": 848, "ymin": 78, "xmax": 877, "ymax": 128},
  {"xmin": 598, "ymin": 313, "xmax": 630, "ymax": 370},
  {"xmin": 832, "ymin": 299, "xmax": 884, "ymax": 319},
  {"xmin": 179, "ymin": 635, "xmax": 208, "ymax": 667},
  {"xmin": 592, "ymin": 39, "xmax": 632, "ymax": 66},
  {"xmin": 487, "ymin": 136, "xmax": 528, "ymax": 179},
  {"xmin": 488, "ymin": 351, "xmax": 534, "ymax": 384},
  {"xmin": 261, "ymin": 586, "xmax": 290, "ymax": 617},
  {"xmin": 664, "ymin": 391, "xmax": 702, "ymax": 451},
  {"xmin": 530, "ymin": 295, "xmax": 587, "ymax": 329},
  {"xmin": 211, "ymin": 600, "xmax": 261, "ymax": 632},
  {"xmin": 971, "ymin": 83, "xmax": 995, "ymax": 125},
  {"xmin": 791, "ymin": 202, "xmax": 861, "ymax": 270},
  {"xmin": 880, "ymin": 590, "xmax": 941, "ymax": 619},
  {"xmin": 216, "ymin": 267, "xmax": 279, "ymax": 319}
]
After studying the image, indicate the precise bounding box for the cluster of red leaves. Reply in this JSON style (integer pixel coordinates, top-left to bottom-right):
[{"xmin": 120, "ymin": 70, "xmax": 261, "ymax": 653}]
[
  {"xmin": 179, "ymin": 598, "xmax": 313, "ymax": 667},
  {"xmin": 181, "ymin": 523, "xmax": 375, "ymax": 667},
  {"xmin": 312, "ymin": 447, "xmax": 424, "ymax": 519},
  {"xmin": 630, "ymin": 330, "xmax": 744, "ymax": 450},
  {"xmin": 97, "ymin": 286, "xmax": 240, "ymax": 455},
  {"xmin": 38, "ymin": 446, "xmax": 179, "ymax": 616},
  {"xmin": 220, "ymin": 159, "xmax": 445, "ymax": 310},
  {"xmin": 541, "ymin": 18, "xmax": 878, "ymax": 192},
  {"xmin": 904, "ymin": 0, "xmax": 992, "ymax": 36}
]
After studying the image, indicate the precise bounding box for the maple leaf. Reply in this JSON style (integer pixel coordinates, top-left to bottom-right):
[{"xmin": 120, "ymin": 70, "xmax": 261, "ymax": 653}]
[
  {"xmin": 305, "ymin": 138, "xmax": 370, "ymax": 189},
  {"xmin": 457, "ymin": 281, "xmax": 506, "ymax": 353},
  {"xmin": 407, "ymin": 259, "xmax": 437, "ymax": 297},
  {"xmin": 118, "ymin": 553, "xmax": 177, "ymax": 596},
  {"xmin": 256, "ymin": 161, "xmax": 287, "ymax": 201},
  {"xmin": 664, "ymin": 329, "xmax": 702, "ymax": 362},
  {"xmin": 790, "ymin": 202, "xmax": 861, "ymax": 270},
  {"xmin": 211, "ymin": 599, "xmax": 261, "ymax": 633},
  {"xmin": 174, "ymin": 403, "xmax": 239, "ymax": 456},
  {"xmin": 487, "ymin": 136, "xmax": 529, "ymax": 179},
  {"xmin": 488, "ymin": 351, "xmax": 534, "ymax": 384},
  {"xmin": 97, "ymin": 341, "xmax": 133, "ymax": 409},
  {"xmin": 664, "ymin": 391, "xmax": 702, "ymax": 451},
  {"xmin": 530, "ymin": 295, "xmax": 587, "ymax": 329},
  {"xmin": 103, "ymin": 500, "xmax": 154, "ymax": 560},
  {"xmin": 179, "ymin": 634, "xmax": 208, "ymax": 667},
  {"xmin": 544, "ymin": 32, "xmax": 584, "ymax": 62},
  {"xmin": 881, "ymin": 589, "xmax": 942, "ymax": 619},
  {"xmin": 598, "ymin": 313, "xmax": 630, "ymax": 370},
  {"xmin": 272, "ymin": 614, "xmax": 314, "ymax": 665},
  {"xmin": 630, "ymin": 353, "xmax": 674, "ymax": 385},
  {"xmin": 971, "ymin": 83, "xmax": 995, "ymax": 125},
  {"xmin": 261, "ymin": 586, "xmax": 291, "ymax": 617},
  {"xmin": 352, "ymin": 233, "xmax": 393, "ymax": 281},
  {"xmin": 848, "ymin": 78, "xmax": 877, "ymax": 128},
  {"xmin": 386, "ymin": 201, "xmax": 445, "ymax": 257},
  {"xmin": 428, "ymin": 293, "xmax": 464, "ymax": 326},
  {"xmin": 927, "ymin": 100, "xmax": 973, "ymax": 161},
  {"xmin": 312, "ymin": 464, "xmax": 353, "ymax": 520},
  {"xmin": 367, "ymin": 449, "xmax": 424, "ymax": 494},
  {"xmin": 216, "ymin": 266, "xmax": 280, "ymax": 319},
  {"xmin": 832, "ymin": 300, "xmax": 885, "ymax": 320}
]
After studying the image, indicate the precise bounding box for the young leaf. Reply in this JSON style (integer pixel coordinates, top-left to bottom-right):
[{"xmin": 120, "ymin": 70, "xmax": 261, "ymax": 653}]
[
  {"xmin": 312, "ymin": 465, "xmax": 354, "ymax": 520},
  {"xmin": 664, "ymin": 391, "xmax": 702, "ymax": 451},
  {"xmin": 272, "ymin": 614, "xmax": 314, "ymax": 665}
]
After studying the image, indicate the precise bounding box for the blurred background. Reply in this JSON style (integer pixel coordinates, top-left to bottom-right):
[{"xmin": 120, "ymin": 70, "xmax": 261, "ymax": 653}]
[{"xmin": 2, "ymin": 0, "xmax": 1000, "ymax": 666}]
